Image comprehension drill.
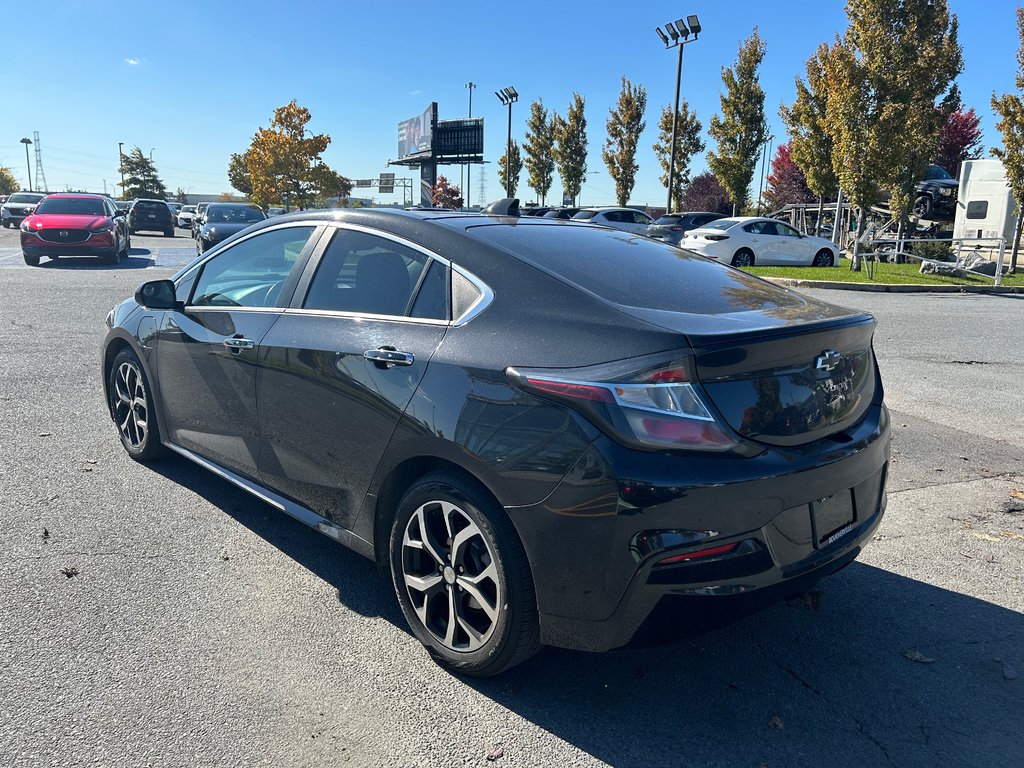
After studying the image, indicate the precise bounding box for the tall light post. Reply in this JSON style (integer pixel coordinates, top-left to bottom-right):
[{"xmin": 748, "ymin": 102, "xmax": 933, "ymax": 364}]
[
  {"xmin": 117, "ymin": 142, "xmax": 125, "ymax": 197},
  {"xmin": 465, "ymin": 81, "xmax": 476, "ymax": 210},
  {"xmin": 495, "ymin": 86, "xmax": 518, "ymax": 197},
  {"xmin": 20, "ymin": 137, "xmax": 32, "ymax": 192},
  {"xmin": 656, "ymin": 15, "xmax": 701, "ymax": 213},
  {"xmin": 757, "ymin": 134, "xmax": 774, "ymax": 216}
]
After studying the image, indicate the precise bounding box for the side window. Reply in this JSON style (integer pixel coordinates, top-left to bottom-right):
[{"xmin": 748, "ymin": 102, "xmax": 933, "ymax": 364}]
[
  {"xmin": 776, "ymin": 222, "xmax": 801, "ymax": 237},
  {"xmin": 966, "ymin": 200, "xmax": 988, "ymax": 220},
  {"xmin": 303, "ymin": 229, "xmax": 432, "ymax": 317},
  {"xmin": 633, "ymin": 212, "xmax": 651, "ymax": 224},
  {"xmin": 190, "ymin": 226, "xmax": 315, "ymax": 308},
  {"xmin": 410, "ymin": 261, "xmax": 450, "ymax": 320},
  {"xmin": 744, "ymin": 221, "xmax": 766, "ymax": 235}
]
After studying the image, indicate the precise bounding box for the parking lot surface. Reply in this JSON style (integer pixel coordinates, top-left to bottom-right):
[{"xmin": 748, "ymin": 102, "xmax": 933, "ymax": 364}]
[{"xmin": 1, "ymin": 223, "xmax": 1021, "ymax": 767}]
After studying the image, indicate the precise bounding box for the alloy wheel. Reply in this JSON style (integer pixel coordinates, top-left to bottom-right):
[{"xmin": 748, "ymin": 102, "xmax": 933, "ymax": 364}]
[
  {"xmin": 400, "ymin": 500, "xmax": 502, "ymax": 653},
  {"xmin": 113, "ymin": 361, "xmax": 149, "ymax": 449}
]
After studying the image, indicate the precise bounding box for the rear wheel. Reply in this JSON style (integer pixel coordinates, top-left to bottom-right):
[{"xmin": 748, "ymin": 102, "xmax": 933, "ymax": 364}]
[
  {"xmin": 23, "ymin": 252, "xmax": 39, "ymax": 267},
  {"xmin": 812, "ymin": 249, "xmax": 834, "ymax": 267},
  {"xmin": 913, "ymin": 195, "xmax": 933, "ymax": 218},
  {"xmin": 390, "ymin": 472, "xmax": 541, "ymax": 677},
  {"xmin": 164, "ymin": 228, "xmax": 174, "ymax": 237},
  {"xmin": 108, "ymin": 348, "xmax": 166, "ymax": 461},
  {"xmin": 731, "ymin": 249, "xmax": 755, "ymax": 268}
]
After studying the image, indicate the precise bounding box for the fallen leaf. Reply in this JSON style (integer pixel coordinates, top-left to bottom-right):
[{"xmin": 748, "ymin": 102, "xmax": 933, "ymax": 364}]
[
  {"xmin": 60, "ymin": 566, "xmax": 80, "ymax": 578},
  {"xmin": 486, "ymin": 746, "xmax": 504, "ymax": 761},
  {"xmin": 904, "ymin": 650, "xmax": 935, "ymax": 664},
  {"xmin": 999, "ymin": 530, "xmax": 1023, "ymax": 540},
  {"xmin": 1010, "ymin": 489, "xmax": 1024, "ymax": 500},
  {"xmin": 1004, "ymin": 663, "xmax": 1018, "ymax": 681},
  {"xmin": 972, "ymin": 532, "xmax": 1002, "ymax": 543}
]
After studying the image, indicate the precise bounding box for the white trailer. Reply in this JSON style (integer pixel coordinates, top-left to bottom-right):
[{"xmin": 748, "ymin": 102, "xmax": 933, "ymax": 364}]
[{"xmin": 953, "ymin": 160, "xmax": 1017, "ymax": 254}]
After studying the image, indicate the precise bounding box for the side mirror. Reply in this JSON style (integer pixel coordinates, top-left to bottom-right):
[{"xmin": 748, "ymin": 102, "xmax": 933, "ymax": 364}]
[{"xmin": 135, "ymin": 279, "xmax": 179, "ymax": 310}]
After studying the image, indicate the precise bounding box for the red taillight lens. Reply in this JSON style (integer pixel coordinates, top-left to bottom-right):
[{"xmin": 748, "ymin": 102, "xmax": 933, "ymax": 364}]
[
  {"xmin": 524, "ymin": 378, "xmax": 614, "ymax": 403},
  {"xmin": 657, "ymin": 542, "xmax": 739, "ymax": 565}
]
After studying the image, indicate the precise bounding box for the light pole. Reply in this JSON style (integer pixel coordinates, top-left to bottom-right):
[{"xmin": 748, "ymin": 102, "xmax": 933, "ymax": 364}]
[
  {"xmin": 757, "ymin": 134, "xmax": 774, "ymax": 216},
  {"xmin": 495, "ymin": 86, "xmax": 518, "ymax": 197},
  {"xmin": 117, "ymin": 142, "xmax": 125, "ymax": 198},
  {"xmin": 465, "ymin": 81, "xmax": 476, "ymax": 210},
  {"xmin": 655, "ymin": 15, "xmax": 701, "ymax": 213},
  {"xmin": 20, "ymin": 137, "xmax": 32, "ymax": 192}
]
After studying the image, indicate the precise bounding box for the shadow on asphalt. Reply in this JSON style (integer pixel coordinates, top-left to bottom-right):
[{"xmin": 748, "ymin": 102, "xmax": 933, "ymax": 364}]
[
  {"xmin": 35, "ymin": 249, "xmax": 155, "ymax": 269},
  {"xmin": 148, "ymin": 454, "xmax": 1023, "ymax": 767}
]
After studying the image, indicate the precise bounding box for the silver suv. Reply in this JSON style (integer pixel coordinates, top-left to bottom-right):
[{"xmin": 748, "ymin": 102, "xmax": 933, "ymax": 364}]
[
  {"xmin": 570, "ymin": 206, "xmax": 654, "ymax": 235},
  {"xmin": 1, "ymin": 192, "xmax": 46, "ymax": 228}
]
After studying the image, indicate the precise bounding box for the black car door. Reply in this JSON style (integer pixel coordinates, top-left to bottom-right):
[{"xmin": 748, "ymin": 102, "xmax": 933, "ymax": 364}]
[
  {"xmin": 153, "ymin": 224, "xmax": 320, "ymax": 478},
  {"xmin": 255, "ymin": 225, "xmax": 449, "ymax": 529}
]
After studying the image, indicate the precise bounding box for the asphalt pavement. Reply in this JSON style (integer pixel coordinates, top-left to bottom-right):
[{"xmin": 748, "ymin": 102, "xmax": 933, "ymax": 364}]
[{"xmin": 0, "ymin": 224, "xmax": 1021, "ymax": 768}]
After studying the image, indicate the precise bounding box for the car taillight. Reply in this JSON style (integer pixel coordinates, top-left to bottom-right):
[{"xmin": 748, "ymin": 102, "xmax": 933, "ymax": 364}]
[
  {"xmin": 508, "ymin": 355, "xmax": 738, "ymax": 452},
  {"xmin": 705, "ymin": 234, "xmax": 730, "ymax": 241},
  {"xmin": 657, "ymin": 542, "xmax": 739, "ymax": 565}
]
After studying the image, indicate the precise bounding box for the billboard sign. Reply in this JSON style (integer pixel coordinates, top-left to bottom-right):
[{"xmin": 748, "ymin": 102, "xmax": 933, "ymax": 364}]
[
  {"xmin": 434, "ymin": 118, "xmax": 484, "ymax": 159},
  {"xmin": 397, "ymin": 103, "xmax": 436, "ymax": 160},
  {"xmin": 379, "ymin": 172, "xmax": 395, "ymax": 194}
]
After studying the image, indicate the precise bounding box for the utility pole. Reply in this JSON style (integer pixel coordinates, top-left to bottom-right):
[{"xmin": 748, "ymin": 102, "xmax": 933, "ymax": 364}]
[
  {"xmin": 465, "ymin": 81, "xmax": 476, "ymax": 210},
  {"xmin": 118, "ymin": 142, "xmax": 125, "ymax": 198},
  {"xmin": 20, "ymin": 138, "xmax": 32, "ymax": 192},
  {"xmin": 656, "ymin": 15, "xmax": 702, "ymax": 213}
]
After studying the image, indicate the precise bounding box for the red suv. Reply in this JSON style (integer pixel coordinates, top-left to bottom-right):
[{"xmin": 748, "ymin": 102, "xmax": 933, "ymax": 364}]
[{"xmin": 20, "ymin": 194, "xmax": 131, "ymax": 266}]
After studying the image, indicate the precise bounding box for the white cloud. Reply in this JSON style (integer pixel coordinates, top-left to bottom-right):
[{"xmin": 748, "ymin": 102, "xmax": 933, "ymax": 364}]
[
  {"xmin": 124, "ymin": 57, "xmax": 142, "ymax": 66},
  {"xmin": 408, "ymin": 89, "xmax": 422, "ymax": 96}
]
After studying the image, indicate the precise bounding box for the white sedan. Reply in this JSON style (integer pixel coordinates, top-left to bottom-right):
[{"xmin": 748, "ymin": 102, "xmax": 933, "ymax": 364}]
[
  {"xmin": 681, "ymin": 216, "xmax": 839, "ymax": 267},
  {"xmin": 177, "ymin": 205, "xmax": 197, "ymax": 229}
]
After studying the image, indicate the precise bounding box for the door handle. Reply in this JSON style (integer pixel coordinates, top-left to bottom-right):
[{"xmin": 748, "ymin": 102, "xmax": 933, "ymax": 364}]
[
  {"xmin": 223, "ymin": 336, "xmax": 255, "ymax": 352},
  {"xmin": 363, "ymin": 347, "xmax": 414, "ymax": 367}
]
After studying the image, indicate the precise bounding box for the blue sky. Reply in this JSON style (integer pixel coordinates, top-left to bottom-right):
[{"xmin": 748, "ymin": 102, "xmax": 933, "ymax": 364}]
[{"xmin": 2, "ymin": 0, "xmax": 1019, "ymax": 207}]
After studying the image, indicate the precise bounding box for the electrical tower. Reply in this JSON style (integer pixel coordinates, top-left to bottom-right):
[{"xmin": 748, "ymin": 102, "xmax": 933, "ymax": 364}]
[
  {"xmin": 33, "ymin": 131, "xmax": 49, "ymax": 193},
  {"xmin": 477, "ymin": 165, "xmax": 487, "ymax": 208}
]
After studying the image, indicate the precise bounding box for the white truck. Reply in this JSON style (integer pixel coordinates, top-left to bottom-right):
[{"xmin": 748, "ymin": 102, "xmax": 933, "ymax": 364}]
[{"xmin": 952, "ymin": 160, "xmax": 1017, "ymax": 255}]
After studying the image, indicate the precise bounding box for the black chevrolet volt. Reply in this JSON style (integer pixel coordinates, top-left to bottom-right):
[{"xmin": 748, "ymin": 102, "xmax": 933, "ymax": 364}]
[{"xmin": 101, "ymin": 205, "xmax": 890, "ymax": 676}]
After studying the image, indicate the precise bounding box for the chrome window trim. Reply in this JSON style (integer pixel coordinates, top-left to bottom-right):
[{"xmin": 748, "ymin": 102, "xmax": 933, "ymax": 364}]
[
  {"xmin": 303, "ymin": 221, "xmax": 494, "ymax": 326},
  {"xmin": 282, "ymin": 307, "xmax": 449, "ymax": 326}
]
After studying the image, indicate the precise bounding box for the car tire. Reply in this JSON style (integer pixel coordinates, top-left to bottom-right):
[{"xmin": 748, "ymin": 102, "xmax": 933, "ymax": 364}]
[
  {"xmin": 165, "ymin": 228, "xmax": 174, "ymax": 237},
  {"xmin": 812, "ymin": 249, "xmax": 834, "ymax": 267},
  {"xmin": 389, "ymin": 471, "xmax": 541, "ymax": 677},
  {"xmin": 23, "ymin": 252, "xmax": 40, "ymax": 267},
  {"xmin": 124, "ymin": 234, "xmax": 132, "ymax": 258},
  {"xmin": 731, "ymin": 249, "xmax": 755, "ymax": 268},
  {"xmin": 108, "ymin": 348, "xmax": 166, "ymax": 462},
  {"xmin": 913, "ymin": 195, "xmax": 933, "ymax": 218}
]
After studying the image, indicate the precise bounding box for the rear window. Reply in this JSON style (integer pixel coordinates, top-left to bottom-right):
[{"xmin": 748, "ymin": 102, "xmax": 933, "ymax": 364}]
[
  {"xmin": 134, "ymin": 201, "xmax": 167, "ymax": 211},
  {"xmin": 702, "ymin": 218, "xmax": 741, "ymax": 231},
  {"xmin": 467, "ymin": 223, "xmax": 803, "ymax": 315},
  {"xmin": 654, "ymin": 215, "xmax": 682, "ymax": 225},
  {"xmin": 571, "ymin": 210, "xmax": 597, "ymax": 220}
]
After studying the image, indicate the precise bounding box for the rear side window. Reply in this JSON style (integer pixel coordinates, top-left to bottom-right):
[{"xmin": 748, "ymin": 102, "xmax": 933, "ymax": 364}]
[
  {"xmin": 303, "ymin": 229, "xmax": 436, "ymax": 317},
  {"xmin": 966, "ymin": 201, "xmax": 988, "ymax": 220},
  {"xmin": 467, "ymin": 223, "xmax": 805, "ymax": 315},
  {"xmin": 572, "ymin": 210, "xmax": 597, "ymax": 220}
]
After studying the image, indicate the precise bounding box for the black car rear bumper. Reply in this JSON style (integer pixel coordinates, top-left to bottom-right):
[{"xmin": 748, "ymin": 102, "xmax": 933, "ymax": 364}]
[{"xmin": 507, "ymin": 403, "xmax": 891, "ymax": 652}]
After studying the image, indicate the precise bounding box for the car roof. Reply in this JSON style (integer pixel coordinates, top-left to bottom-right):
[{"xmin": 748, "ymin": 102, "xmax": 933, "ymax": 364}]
[{"xmin": 42, "ymin": 193, "xmax": 107, "ymax": 199}]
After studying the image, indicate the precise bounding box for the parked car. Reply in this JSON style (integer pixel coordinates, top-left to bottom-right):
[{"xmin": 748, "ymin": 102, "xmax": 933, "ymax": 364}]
[
  {"xmin": 20, "ymin": 193, "xmax": 130, "ymax": 266},
  {"xmin": 1, "ymin": 192, "xmax": 46, "ymax": 228},
  {"xmin": 177, "ymin": 205, "xmax": 197, "ymax": 229},
  {"xmin": 542, "ymin": 206, "xmax": 582, "ymax": 220},
  {"xmin": 647, "ymin": 211, "xmax": 724, "ymax": 246},
  {"xmin": 683, "ymin": 216, "xmax": 839, "ymax": 267},
  {"xmin": 521, "ymin": 205, "xmax": 554, "ymax": 217},
  {"xmin": 266, "ymin": 207, "xmax": 287, "ymax": 217},
  {"xmin": 191, "ymin": 201, "xmax": 211, "ymax": 238},
  {"xmin": 168, "ymin": 202, "xmax": 183, "ymax": 216},
  {"xmin": 102, "ymin": 208, "xmax": 889, "ymax": 676},
  {"xmin": 114, "ymin": 201, "xmax": 132, "ymax": 215},
  {"xmin": 195, "ymin": 202, "xmax": 267, "ymax": 253},
  {"xmin": 129, "ymin": 199, "xmax": 176, "ymax": 237},
  {"xmin": 571, "ymin": 206, "xmax": 655, "ymax": 234}
]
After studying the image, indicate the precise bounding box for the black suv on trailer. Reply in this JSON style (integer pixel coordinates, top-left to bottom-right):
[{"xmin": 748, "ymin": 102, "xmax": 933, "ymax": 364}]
[{"xmin": 128, "ymin": 199, "xmax": 175, "ymax": 236}]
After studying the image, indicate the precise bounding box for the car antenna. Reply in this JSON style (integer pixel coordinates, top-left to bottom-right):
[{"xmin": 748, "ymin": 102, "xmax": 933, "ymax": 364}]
[{"xmin": 481, "ymin": 198, "xmax": 520, "ymax": 217}]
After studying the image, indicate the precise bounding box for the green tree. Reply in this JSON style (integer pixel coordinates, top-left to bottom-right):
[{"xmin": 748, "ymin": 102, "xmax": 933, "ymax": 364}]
[
  {"xmin": 228, "ymin": 152, "xmax": 253, "ymax": 197},
  {"xmin": 707, "ymin": 27, "xmax": 768, "ymax": 214},
  {"xmin": 652, "ymin": 101, "xmax": 704, "ymax": 211},
  {"xmin": 119, "ymin": 147, "xmax": 167, "ymax": 200},
  {"xmin": 497, "ymin": 140, "xmax": 523, "ymax": 198},
  {"xmin": 992, "ymin": 7, "xmax": 1024, "ymax": 273},
  {"xmin": 602, "ymin": 76, "xmax": 647, "ymax": 206},
  {"xmin": 0, "ymin": 166, "xmax": 17, "ymax": 195},
  {"xmin": 243, "ymin": 100, "xmax": 352, "ymax": 209},
  {"xmin": 431, "ymin": 175, "xmax": 464, "ymax": 209},
  {"xmin": 553, "ymin": 93, "xmax": 588, "ymax": 204},
  {"xmin": 174, "ymin": 187, "xmax": 188, "ymax": 203},
  {"xmin": 781, "ymin": 42, "xmax": 838, "ymax": 235},
  {"xmin": 523, "ymin": 99, "xmax": 556, "ymax": 205}
]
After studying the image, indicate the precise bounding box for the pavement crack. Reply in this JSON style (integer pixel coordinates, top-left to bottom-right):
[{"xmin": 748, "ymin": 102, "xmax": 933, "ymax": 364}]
[
  {"xmin": 889, "ymin": 471, "xmax": 1024, "ymax": 495},
  {"xmin": 852, "ymin": 715, "xmax": 893, "ymax": 763},
  {"xmin": 778, "ymin": 663, "xmax": 823, "ymax": 696}
]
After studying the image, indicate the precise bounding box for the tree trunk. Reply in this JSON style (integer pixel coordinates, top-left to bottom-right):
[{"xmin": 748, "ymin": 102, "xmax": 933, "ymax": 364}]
[
  {"xmin": 1011, "ymin": 209, "xmax": 1022, "ymax": 275},
  {"xmin": 851, "ymin": 208, "xmax": 866, "ymax": 272},
  {"xmin": 815, "ymin": 195, "xmax": 823, "ymax": 237}
]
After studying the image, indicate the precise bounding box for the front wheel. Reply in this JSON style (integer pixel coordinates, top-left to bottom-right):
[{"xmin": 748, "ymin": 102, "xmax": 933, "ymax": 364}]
[
  {"xmin": 390, "ymin": 472, "xmax": 540, "ymax": 677},
  {"xmin": 812, "ymin": 249, "xmax": 834, "ymax": 267},
  {"xmin": 108, "ymin": 348, "xmax": 166, "ymax": 461},
  {"xmin": 23, "ymin": 252, "xmax": 40, "ymax": 267},
  {"xmin": 731, "ymin": 249, "xmax": 755, "ymax": 268},
  {"xmin": 913, "ymin": 195, "xmax": 933, "ymax": 218}
]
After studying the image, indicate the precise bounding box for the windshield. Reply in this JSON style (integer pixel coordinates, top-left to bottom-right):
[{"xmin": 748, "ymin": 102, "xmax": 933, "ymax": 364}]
[
  {"xmin": 571, "ymin": 210, "xmax": 597, "ymax": 220},
  {"xmin": 35, "ymin": 198, "xmax": 107, "ymax": 216},
  {"xmin": 8, "ymin": 193, "xmax": 46, "ymax": 205},
  {"xmin": 701, "ymin": 218, "xmax": 742, "ymax": 231},
  {"xmin": 207, "ymin": 206, "xmax": 266, "ymax": 223},
  {"xmin": 182, "ymin": 206, "xmax": 196, "ymax": 213},
  {"xmin": 925, "ymin": 165, "xmax": 953, "ymax": 181}
]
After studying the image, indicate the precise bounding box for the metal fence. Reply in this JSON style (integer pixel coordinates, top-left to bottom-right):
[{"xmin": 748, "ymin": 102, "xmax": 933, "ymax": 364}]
[{"xmin": 856, "ymin": 235, "xmax": 1007, "ymax": 286}]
